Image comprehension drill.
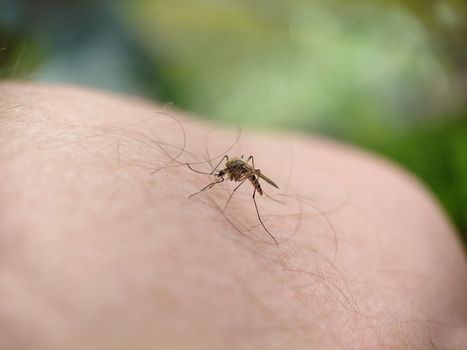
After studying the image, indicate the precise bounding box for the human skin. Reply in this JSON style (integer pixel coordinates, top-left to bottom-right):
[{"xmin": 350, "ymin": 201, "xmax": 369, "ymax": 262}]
[{"xmin": 0, "ymin": 82, "xmax": 466, "ymax": 350}]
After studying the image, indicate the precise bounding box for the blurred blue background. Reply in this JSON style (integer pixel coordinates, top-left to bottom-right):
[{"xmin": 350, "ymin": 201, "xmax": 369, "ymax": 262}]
[{"xmin": 1, "ymin": 0, "xmax": 466, "ymax": 240}]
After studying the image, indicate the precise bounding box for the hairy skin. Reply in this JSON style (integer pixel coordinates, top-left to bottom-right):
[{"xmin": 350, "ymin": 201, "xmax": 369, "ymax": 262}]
[{"xmin": 0, "ymin": 82, "xmax": 466, "ymax": 350}]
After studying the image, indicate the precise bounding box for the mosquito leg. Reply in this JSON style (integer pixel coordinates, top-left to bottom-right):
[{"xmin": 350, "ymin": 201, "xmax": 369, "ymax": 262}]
[
  {"xmin": 223, "ymin": 177, "xmax": 248, "ymax": 212},
  {"xmin": 252, "ymin": 187, "xmax": 279, "ymax": 246},
  {"xmin": 189, "ymin": 177, "xmax": 224, "ymax": 198},
  {"xmin": 186, "ymin": 162, "xmax": 212, "ymax": 175},
  {"xmin": 210, "ymin": 155, "xmax": 228, "ymax": 175},
  {"xmin": 246, "ymin": 155, "xmax": 259, "ymax": 178},
  {"xmin": 246, "ymin": 155, "xmax": 253, "ymax": 167},
  {"xmin": 185, "ymin": 155, "xmax": 227, "ymax": 176}
]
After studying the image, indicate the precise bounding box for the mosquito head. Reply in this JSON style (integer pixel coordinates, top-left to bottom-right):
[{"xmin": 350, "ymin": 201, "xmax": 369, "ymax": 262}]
[{"xmin": 216, "ymin": 169, "xmax": 226, "ymax": 178}]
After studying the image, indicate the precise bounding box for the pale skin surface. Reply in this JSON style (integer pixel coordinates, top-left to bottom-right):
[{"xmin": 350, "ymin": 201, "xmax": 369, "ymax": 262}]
[{"xmin": 0, "ymin": 82, "xmax": 466, "ymax": 350}]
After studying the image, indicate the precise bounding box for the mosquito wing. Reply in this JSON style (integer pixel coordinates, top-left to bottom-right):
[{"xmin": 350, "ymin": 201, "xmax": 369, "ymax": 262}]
[
  {"xmin": 242, "ymin": 160, "xmax": 279, "ymax": 189},
  {"xmin": 258, "ymin": 172, "xmax": 279, "ymax": 189}
]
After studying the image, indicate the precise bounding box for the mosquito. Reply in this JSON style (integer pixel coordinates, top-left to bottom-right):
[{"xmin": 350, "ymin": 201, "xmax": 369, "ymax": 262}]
[{"xmin": 187, "ymin": 155, "xmax": 280, "ymax": 246}]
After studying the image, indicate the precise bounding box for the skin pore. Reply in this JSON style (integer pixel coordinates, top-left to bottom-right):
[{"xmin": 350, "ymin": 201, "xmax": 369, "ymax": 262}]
[{"xmin": 0, "ymin": 82, "xmax": 466, "ymax": 349}]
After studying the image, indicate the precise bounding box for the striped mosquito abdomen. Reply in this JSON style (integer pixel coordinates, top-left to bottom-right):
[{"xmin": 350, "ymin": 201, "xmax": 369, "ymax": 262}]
[{"xmin": 249, "ymin": 174, "xmax": 263, "ymax": 195}]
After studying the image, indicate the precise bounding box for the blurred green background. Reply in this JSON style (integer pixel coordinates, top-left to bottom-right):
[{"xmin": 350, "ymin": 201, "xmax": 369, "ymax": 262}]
[{"xmin": 1, "ymin": 0, "xmax": 466, "ymax": 240}]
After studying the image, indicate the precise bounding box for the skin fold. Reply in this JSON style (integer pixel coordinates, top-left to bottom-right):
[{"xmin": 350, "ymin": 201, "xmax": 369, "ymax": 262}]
[{"xmin": 0, "ymin": 82, "xmax": 466, "ymax": 350}]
